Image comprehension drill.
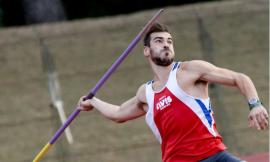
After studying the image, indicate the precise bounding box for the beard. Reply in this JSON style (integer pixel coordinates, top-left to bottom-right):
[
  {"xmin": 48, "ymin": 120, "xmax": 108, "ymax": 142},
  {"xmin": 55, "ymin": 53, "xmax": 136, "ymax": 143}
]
[{"xmin": 150, "ymin": 49, "xmax": 174, "ymax": 66}]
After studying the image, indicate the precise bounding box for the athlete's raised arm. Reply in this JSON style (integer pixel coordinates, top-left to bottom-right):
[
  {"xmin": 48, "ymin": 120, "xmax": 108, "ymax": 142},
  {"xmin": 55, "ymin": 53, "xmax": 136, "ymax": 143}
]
[
  {"xmin": 78, "ymin": 84, "xmax": 147, "ymax": 123},
  {"xmin": 183, "ymin": 60, "xmax": 268, "ymax": 130}
]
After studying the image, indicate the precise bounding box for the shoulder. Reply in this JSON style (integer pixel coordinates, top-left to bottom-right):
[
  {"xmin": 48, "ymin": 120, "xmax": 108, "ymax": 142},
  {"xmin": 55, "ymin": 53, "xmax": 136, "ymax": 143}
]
[
  {"xmin": 180, "ymin": 60, "xmax": 215, "ymax": 72},
  {"xmin": 136, "ymin": 84, "xmax": 147, "ymax": 104},
  {"xmin": 180, "ymin": 60, "xmax": 212, "ymax": 68}
]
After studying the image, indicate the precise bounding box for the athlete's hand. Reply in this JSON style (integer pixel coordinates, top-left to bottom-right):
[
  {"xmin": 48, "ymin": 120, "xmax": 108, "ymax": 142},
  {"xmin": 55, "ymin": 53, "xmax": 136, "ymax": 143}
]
[
  {"xmin": 78, "ymin": 96, "xmax": 94, "ymax": 111},
  {"xmin": 248, "ymin": 105, "xmax": 268, "ymax": 130}
]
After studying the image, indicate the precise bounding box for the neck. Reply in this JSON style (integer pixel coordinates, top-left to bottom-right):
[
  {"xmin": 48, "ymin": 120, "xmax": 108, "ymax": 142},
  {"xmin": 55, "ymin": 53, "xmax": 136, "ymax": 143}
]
[{"xmin": 150, "ymin": 61, "xmax": 174, "ymax": 83}]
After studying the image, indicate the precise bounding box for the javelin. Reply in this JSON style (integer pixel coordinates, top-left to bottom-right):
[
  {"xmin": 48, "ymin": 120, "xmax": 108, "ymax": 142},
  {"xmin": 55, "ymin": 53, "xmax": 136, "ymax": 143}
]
[{"xmin": 33, "ymin": 9, "xmax": 164, "ymax": 162}]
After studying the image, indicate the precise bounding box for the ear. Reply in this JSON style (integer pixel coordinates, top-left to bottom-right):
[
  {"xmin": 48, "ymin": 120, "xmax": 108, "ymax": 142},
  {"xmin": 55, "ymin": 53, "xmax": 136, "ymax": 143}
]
[{"xmin": 143, "ymin": 46, "xmax": 150, "ymax": 57}]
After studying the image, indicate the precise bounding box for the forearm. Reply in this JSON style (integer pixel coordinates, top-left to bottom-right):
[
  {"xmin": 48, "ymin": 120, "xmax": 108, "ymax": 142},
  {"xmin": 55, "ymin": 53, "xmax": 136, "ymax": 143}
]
[
  {"xmin": 235, "ymin": 73, "xmax": 259, "ymax": 101},
  {"xmin": 91, "ymin": 97, "xmax": 121, "ymax": 121},
  {"xmin": 90, "ymin": 96, "xmax": 144, "ymax": 123},
  {"xmin": 192, "ymin": 61, "xmax": 268, "ymax": 130}
]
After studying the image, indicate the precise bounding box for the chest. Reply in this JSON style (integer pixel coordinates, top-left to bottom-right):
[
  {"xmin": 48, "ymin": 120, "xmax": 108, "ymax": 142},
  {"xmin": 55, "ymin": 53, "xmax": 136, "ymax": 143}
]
[
  {"xmin": 152, "ymin": 88, "xmax": 203, "ymax": 134},
  {"xmin": 177, "ymin": 70, "xmax": 208, "ymax": 98}
]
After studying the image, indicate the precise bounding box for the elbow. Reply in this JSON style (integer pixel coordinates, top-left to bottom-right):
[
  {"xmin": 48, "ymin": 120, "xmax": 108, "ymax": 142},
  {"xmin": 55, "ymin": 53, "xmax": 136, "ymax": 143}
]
[
  {"xmin": 108, "ymin": 116, "xmax": 127, "ymax": 123},
  {"xmin": 115, "ymin": 119, "xmax": 126, "ymax": 123},
  {"xmin": 239, "ymin": 73, "xmax": 249, "ymax": 78},
  {"xmin": 112, "ymin": 118, "xmax": 126, "ymax": 123},
  {"xmin": 237, "ymin": 73, "xmax": 251, "ymax": 82},
  {"xmin": 235, "ymin": 73, "xmax": 251, "ymax": 89}
]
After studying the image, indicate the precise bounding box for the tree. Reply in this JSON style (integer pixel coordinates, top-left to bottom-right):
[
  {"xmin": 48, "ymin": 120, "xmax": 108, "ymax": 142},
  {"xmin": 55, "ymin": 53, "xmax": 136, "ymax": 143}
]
[
  {"xmin": 22, "ymin": 0, "xmax": 66, "ymax": 24},
  {"xmin": 0, "ymin": 7, "xmax": 3, "ymax": 26}
]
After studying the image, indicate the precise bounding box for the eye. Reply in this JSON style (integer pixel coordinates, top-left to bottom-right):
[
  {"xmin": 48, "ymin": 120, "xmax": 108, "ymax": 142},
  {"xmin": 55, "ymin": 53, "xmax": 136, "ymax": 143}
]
[
  {"xmin": 167, "ymin": 40, "xmax": 173, "ymax": 44},
  {"xmin": 155, "ymin": 39, "xmax": 162, "ymax": 43}
]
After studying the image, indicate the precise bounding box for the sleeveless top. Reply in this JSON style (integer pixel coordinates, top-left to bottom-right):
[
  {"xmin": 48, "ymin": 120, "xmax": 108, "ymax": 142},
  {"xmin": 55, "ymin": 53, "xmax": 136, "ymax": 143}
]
[{"xmin": 145, "ymin": 62, "xmax": 226, "ymax": 162}]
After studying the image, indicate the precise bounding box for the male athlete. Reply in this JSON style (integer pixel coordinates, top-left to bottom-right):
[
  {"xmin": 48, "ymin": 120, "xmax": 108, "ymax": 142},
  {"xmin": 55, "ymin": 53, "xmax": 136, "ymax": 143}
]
[{"xmin": 78, "ymin": 23, "xmax": 269, "ymax": 162}]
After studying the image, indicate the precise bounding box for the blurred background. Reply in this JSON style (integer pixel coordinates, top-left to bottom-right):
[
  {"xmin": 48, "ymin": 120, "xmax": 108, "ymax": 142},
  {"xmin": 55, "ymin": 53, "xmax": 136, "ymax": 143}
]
[
  {"xmin": 0, "ymin": 0, "xmax": 268, "ymax": 162},
  {"xmin": 0, "ymin": 0, "xmax": 219, "ymax": 27}
]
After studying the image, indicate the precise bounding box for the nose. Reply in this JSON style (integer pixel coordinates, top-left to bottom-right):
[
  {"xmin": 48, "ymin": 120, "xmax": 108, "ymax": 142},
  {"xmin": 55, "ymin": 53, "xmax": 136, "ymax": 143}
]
[
  {"xmin": 163, "ymin": 44, "xmax": 169, "ymax": 49},
  {"xmin": 163, "ymin": 41, "xmax": 170, "ymax": 49}
]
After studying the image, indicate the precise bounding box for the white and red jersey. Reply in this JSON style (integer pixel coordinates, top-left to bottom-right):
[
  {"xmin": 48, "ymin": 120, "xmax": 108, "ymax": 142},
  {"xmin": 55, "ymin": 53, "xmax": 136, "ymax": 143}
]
[{"xmin": 145, "ymin": 62, "xmax": 226, "ymax": 162}]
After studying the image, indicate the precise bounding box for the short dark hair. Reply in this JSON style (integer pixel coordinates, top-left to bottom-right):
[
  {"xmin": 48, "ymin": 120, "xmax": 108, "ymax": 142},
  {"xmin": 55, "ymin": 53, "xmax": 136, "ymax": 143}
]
[{"xmin": 143, "ymin": 23, "xmax": 170, "ymax": 47}]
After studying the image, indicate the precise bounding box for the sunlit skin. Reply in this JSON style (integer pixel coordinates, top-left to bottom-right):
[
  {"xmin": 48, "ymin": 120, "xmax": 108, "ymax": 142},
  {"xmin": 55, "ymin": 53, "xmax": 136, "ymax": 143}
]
[
  {"xmin": 147, "ymin": 32, "xmax": 175, "ymax": 66},
  {"xmin": 79, "ymin": 31, "xmax": 268, "ymax": 131}
]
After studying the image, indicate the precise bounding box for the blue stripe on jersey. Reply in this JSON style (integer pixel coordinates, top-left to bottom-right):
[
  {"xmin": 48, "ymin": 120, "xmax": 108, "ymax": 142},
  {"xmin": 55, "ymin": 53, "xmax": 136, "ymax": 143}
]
[
  {"xmin": 172, "ymin": 62, "xmax": 178, "ymax": 71},
  {"xmin": 147, "ymin": 80, "xmax": 153, "ymax": 85},
  {"xmin": 195, "ymin": 99, "xmax": 212, "ymax": 128}
]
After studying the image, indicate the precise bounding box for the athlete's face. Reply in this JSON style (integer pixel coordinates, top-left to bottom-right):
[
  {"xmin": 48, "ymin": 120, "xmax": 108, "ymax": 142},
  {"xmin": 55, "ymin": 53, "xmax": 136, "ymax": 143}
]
[{"xmin": 145, "ymin": 32, "xmax": 175, "ymax": 66}]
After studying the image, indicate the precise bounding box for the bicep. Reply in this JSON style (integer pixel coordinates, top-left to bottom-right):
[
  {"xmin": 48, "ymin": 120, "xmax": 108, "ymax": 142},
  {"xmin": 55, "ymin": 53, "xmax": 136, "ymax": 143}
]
[
  {"xmin": 118, "ymin": 96, "xmax": 146, "ymax": 120},
  {"xmin": 202, "ymin": 67, "xmax": 238, "ymax": 86},
  {"xmin": 189, "ymin": 60, "xmax": 238, "ymax": 86},
  {"xmin": 115, "ymin": 84, "xmax": 147, "ymax": 122}
]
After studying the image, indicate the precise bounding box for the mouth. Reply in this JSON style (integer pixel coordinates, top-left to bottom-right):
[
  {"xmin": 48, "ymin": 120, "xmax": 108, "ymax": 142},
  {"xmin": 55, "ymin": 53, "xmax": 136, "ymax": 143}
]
[{"xmin": 163, "ymin": 50, "xmax": 171, "ymax": 56}]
